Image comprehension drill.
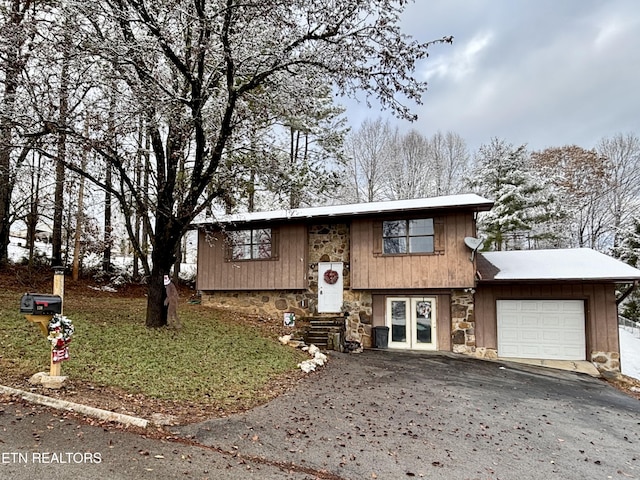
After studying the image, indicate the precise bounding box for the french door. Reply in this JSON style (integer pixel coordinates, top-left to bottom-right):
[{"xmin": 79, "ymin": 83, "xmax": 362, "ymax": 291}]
[{"xmin": 386, "ymin": 297, "xmax": 437, "ymax": 350}]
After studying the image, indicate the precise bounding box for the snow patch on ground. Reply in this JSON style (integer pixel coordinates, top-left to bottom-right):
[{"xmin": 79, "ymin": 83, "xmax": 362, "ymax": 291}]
[{"xmin": 620, "ymin": 327, "xmax": 640, "ymax": 380}]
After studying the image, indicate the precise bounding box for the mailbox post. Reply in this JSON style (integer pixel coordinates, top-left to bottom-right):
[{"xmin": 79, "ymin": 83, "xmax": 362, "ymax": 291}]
[
  {"xmin": 20, "ymin": 266, "xmax": 69, "ymax": 386},
  {"xmin": 51, "ymin": 266, "xmax": 65, "ymax": 377}
]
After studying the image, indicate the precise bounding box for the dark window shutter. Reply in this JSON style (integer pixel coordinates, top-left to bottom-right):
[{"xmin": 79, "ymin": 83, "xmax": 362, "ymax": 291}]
[
  {"xmin": 372, "ymin": 221, "xmax": 382, "ymax": 256},
  {"xmin": 434, "ymin": 217, "xmax": 445, "ymax": 254}
]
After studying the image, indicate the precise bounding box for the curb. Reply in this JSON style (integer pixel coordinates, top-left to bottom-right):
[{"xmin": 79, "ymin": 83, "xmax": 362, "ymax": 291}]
[{"xmin": 0, "ymin": 385, "xmax": 149, "ymax": 428}]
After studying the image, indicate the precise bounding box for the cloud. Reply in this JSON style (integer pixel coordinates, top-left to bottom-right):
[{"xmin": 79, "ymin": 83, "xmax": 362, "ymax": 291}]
[
  {"xmin": 343, "ymin": 0, "xmax": 640, "ymax": 153},
  {"xmin": 423, "ymin": 32, "xmax": 494, "ymax": 83}
]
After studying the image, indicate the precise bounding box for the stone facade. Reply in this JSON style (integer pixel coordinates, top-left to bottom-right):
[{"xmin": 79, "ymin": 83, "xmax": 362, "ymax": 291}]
[
  {"xmin": 591, "ymin": 351, "xmax": 621, "ymax": 372},
  {"xmin": 307, "ymin": 223, "xmax": 350, "ymax": 288},
  {"xmin": 342, "ymin": 290, "xmax": 373, "ymax": 348},
  {"xmin": 450, "ymin": 289, "xmax": 476, "ymax": 354},
  {"xmin": 473, "ymin": 347, "xmax": 499, "ymax": 360},
  {"xmin": 200, "ymin": 290, "xmax": 312, "ymax": 320},
  {"xmin": 308, "ymin": 223, "xmax": 350, "ymax": 261}
]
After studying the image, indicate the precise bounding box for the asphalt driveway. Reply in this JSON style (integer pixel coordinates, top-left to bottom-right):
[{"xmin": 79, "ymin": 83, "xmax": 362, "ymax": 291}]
[{"xmin": 177, "ymin": 350, "xmax": 640, "ymax": 480}]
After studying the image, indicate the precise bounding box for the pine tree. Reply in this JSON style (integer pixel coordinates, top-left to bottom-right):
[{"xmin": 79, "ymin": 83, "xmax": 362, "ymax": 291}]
[
  {"xmin": 612, "ymin": 217, "xmax": 640, "ymax": 321},
  {"xmin": 468, "ymin": 138, "xmax": 567, "ymax": 250}
]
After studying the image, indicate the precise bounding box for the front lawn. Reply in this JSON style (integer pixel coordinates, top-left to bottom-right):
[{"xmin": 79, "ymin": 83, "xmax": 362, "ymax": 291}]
[{"xmin": 0, "ymin": 283, "xmax": 307, "ymax": 417}]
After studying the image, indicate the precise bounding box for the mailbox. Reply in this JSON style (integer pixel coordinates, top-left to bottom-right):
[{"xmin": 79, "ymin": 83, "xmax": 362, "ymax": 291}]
[{"xmin": 20, "ymin": 293, "xmax": 62, "ymax": 315}]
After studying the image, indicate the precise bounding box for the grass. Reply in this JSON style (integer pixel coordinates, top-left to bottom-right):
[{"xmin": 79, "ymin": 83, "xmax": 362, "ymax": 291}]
[{"xmin": 0, "ymin": 286, "xmax": 308, "ymax": 407}]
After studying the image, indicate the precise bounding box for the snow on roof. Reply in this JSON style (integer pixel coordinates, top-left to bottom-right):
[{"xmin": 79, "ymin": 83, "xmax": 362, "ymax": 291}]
[
  {"xmin": 477, "ymin": 248, "xmax": 640, "ymax": 282},
  {"xmin": 196, "ymin": 194, "xmax": 493, "ymax": 226}
]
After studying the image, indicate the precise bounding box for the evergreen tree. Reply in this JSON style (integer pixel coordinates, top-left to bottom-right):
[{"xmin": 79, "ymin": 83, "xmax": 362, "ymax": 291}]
[
  {"xmin": 468, "ymin": 138, "xmax": 566, "ymax": 251},
  {"xmin": 612, "ymin": 217, "xmax": 640, "ymax": 321}
]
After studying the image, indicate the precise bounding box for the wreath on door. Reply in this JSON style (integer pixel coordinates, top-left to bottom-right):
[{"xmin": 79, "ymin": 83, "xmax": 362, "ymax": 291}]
[{"xmin": 323, "ymin": 269, "xmax": 339, "ymax": 285}]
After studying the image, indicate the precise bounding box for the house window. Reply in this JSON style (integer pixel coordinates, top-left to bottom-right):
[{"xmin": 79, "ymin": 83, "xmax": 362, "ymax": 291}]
[
  {"xmin": 227, "ymin": 228, "xmax": 272, "ymax": 260},
  {"xmin": 383, "ymin": 219, "xmax": 434, "ymax": 254}
]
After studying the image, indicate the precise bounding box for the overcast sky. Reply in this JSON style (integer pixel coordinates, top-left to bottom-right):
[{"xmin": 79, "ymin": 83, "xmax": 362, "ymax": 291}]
[{"xmin": 344, "ymin": 0, "xmax": 640, "ymax": 153}]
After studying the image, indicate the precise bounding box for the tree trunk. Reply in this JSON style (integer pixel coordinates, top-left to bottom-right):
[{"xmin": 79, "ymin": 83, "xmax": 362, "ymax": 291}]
[
  {"xmin": 145, "ymin": 221, "xmax": 179, "ymax": 327},
  {"xmin": 26, "ymin": 154, "xmax": 41, "ymax": 268},
  {"xmin": 141, "ymin": 120, "xmax": 151, "ymax": 277},
  {"xmin": 72, "ymin": 141, "xmax": 88, "ymax": 281},
  {"xmin": 146, "ymin": 269, "xmax": 168, "ymax": 328},
  {"xmin": 103, "ymin": 89, "xmax": 116, "ymax": 273},
  {"xmin": 52, "ymin": 28, "xmax": 71, "ymax": 267},
  {"xmin": 0, "ymin": 3, "xmax": 23, "ymax": 266},
  {"xmin": 173, "ymin": 238, "xmax": 181, "ymax": 283},
  {"xmin": 52, "ymin": 139, "xmax": 65, "ymax": 266},
  {"xmin": 133, "ymin": 117, "xmax": 144, "ymax": 280},
  {"xmin": 102, "ymin": 165, "xmax": 112, "ymax": 272}
]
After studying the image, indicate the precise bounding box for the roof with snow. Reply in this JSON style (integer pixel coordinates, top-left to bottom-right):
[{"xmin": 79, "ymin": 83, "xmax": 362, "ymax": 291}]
[
  {"xmin": 477, "ymin": 248, "xmax": 640, "ymax": 282},
  {"xmin": 195, "ymin": 194, "xmax": 494, "ymax": 226}
]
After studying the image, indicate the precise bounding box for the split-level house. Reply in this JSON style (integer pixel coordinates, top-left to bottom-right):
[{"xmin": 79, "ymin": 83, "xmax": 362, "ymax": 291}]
[{"xmin": 194, "ymin": 194, "xmax": 640, "ymax": 373}]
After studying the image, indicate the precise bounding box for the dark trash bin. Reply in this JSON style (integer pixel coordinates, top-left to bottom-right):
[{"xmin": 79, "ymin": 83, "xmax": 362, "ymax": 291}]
[{"xmin": 373, "ymin": 326, "xmax": 389, "ymax": 349}]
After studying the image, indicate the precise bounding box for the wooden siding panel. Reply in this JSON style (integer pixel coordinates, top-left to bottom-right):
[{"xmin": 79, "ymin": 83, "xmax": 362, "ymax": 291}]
[
  {"xmin": 604, "ymin": 286, "xmax": 619, "ymax": 353},
  {"xmin": 590, "ymin": 284, "xmax": 618, "ymax": 353},
  {"xmin": 351, "ymin": 214, "xmax": 476, "ymax": 290},
  {"xmin": 196, "ymin": 225, "xmax": 307, "ymax": 291},
  {"xmin": 437, "ymin": 295, "xmax": 451, "ymax": 351},
  {"xmin": 372, "ymin": 294, "xmax": 385, "ymax": 327}
]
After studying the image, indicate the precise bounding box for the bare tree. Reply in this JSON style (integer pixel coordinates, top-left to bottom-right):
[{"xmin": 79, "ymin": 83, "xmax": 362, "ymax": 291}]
[
  {"xmin": 531, "ymin": 145, "xmax": 610, "ymax": 249},
  {"xmin": 0, "ymin": 0, "xmax": 43, "ymax": 265},
  {"xmin": 384, "ymin": 128, "xmax": 430, "ymax": 200},
  {"xmin": 343, "ymin": 117, "xmax": 394, "ymax": 202},
  {"xmin": 60, "ymin": 0, "xmax": 452, "ymax": 327},
  {"xmin": 427, "ymin": 131, "xmax": 469, "ymax": 196},
  {"xmin": 597, "ymin": 133, "xmax": 640, "ymax": 247}
]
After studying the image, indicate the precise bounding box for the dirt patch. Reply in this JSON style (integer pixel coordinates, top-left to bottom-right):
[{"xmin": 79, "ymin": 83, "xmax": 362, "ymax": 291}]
[{"xmin": 601, "ymin": 372, "xmax": 640, "ymax": 401}]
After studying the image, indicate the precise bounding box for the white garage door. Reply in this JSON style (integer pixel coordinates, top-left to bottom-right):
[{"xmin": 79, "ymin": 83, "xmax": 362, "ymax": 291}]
[{"xmin": 497, "ymin": 300, "xmax": 586, "ymax": 361}]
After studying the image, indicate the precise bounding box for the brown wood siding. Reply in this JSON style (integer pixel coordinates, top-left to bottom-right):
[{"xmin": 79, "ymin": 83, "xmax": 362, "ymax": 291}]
[
  {"xmin": 474, "ymin": 283, "xmax": 619, "ymax": 353},
  {"xmin": 436, "ymin": 295, "xmax": 451, "ymax": 351},
  {"xmin": 351, "ymin": 213, "xmax": 476, "ymax": 289},
  {"xmin": 196, "ymin": 224, "xmax": 307, "ymax": 290}
]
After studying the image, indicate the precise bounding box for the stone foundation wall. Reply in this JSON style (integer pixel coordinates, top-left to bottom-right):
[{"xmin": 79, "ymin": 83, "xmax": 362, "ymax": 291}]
[
  {"xmin": 591, "ymin": 351, "xmax": 621, "ymax": 372},
  {"xmin": 201, "ymin": 290, "xmax": 312, "ymax": 320},
  {"xmin": 450, "ymin": 289, "xmax": 476, "ymax": 354},
  {"xmin": 342, "ymin": 291, "xmax": 373, "ymax": 348}
]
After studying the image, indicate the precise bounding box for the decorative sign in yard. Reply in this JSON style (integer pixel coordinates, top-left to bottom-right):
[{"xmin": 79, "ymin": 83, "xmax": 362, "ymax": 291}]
[{"xmin": 284, "ymin": 312, "xmax": 295, "ymax": 327}]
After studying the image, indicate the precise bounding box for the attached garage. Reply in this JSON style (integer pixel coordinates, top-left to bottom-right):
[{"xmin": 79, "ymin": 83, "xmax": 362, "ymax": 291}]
[
  {"xmin": 496, "ymin": 299, "xmax": 585, "ymax": 360},
  {"xmin": 474, "ymin": 248, "xmax": 640, "ymax": 371}
]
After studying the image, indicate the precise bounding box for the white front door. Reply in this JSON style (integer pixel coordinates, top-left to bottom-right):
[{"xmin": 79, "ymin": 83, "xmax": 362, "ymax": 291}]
[
  {"xmin": 318, "ymin": 262, "xmax": 344, "ymax": 313},
  {"xmin": 386, "ymin": 297, "xmax": 437, "ymax": 350},
  {"xmin": 497, "ymin": 300, "xmax": 586, "ymax": 360}
]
